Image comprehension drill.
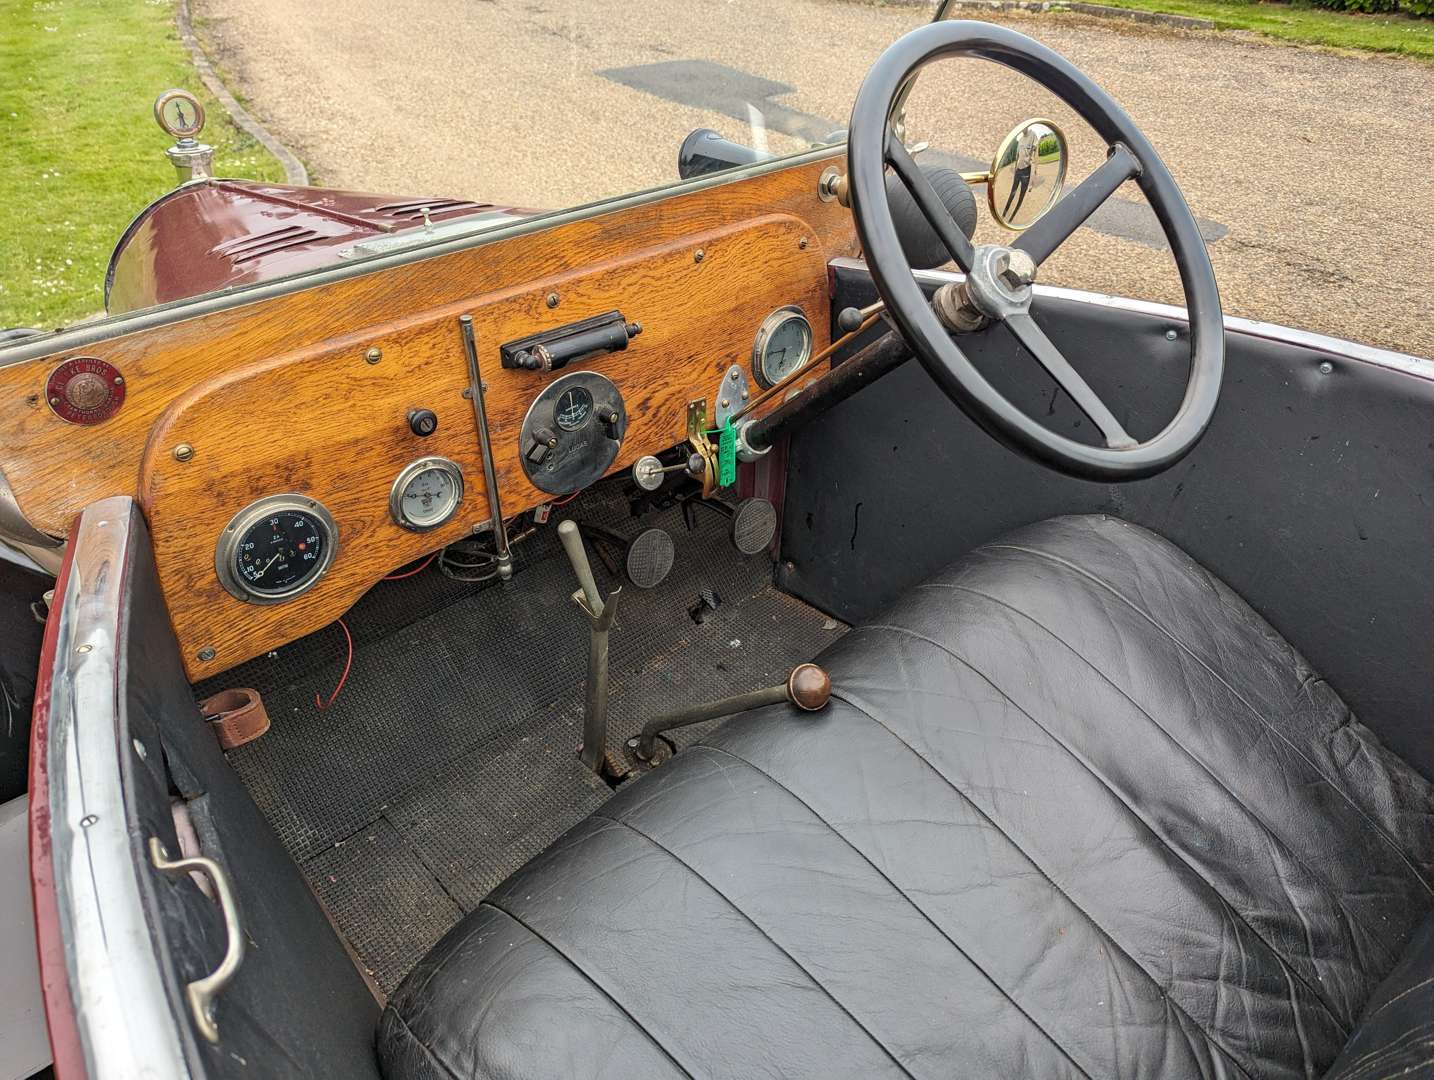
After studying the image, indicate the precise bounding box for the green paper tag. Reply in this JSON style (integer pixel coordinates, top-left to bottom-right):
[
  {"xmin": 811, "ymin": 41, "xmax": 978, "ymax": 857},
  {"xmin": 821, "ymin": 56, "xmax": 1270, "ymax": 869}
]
[{"xmin": 718, "ymin": 419, "xmax": 737, "ymax": 487}]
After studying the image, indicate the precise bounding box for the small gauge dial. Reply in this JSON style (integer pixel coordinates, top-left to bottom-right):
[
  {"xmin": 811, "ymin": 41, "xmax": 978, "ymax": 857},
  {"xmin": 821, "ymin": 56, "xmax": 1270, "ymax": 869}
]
[
  {"xmin": 215, "ymin": 496, "xmax": 338, "ymax": 604},
  {"xmin": 752, "ymin": 307, "xmax": 814, "ymax": 389},
  {"xmin": 555, "ymin": 385, "xmax": 594, "ymax": 431},
  {"xmin": 154, "ymin": 89, "xmax": 205, "ymax": 139},
  {"xmin": 390, "ymin": 457, "xmax": 465, "ymax": 532}
]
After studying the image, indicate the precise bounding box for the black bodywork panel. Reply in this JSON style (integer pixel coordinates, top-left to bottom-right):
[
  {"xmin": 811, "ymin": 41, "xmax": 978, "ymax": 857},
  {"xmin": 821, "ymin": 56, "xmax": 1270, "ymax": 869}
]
[
  {"xmin": 114, "ymin": 509, "xmax": 382, "ymax": 1078},
  {"xmin": 0, "ymin": 557, "xmax": 47, "ymax": 801},
  {"xmin": 782, "ymin": 265, "xmax": 1434, "ymax": 779}
]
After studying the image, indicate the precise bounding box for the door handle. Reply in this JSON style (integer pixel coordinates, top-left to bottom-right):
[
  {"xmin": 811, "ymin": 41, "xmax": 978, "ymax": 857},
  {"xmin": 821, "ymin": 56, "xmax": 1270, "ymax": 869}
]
[{"xmin": 148, "ymin": 836, "xmax": 246, "ymax": 1043}]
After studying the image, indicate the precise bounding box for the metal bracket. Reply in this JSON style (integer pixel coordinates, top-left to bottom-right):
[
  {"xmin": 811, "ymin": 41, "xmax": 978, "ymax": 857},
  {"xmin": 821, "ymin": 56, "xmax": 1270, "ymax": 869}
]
[
  {"xmin": 685, "ymin": 398, "xmax": 717, "ymax": 498},
  {"xmin": 713, "ymin": 364, "xmax": 750, "ymax": 429}
]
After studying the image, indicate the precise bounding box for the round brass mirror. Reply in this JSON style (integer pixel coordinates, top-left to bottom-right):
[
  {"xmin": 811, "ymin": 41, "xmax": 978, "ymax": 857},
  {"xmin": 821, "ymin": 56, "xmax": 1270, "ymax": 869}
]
[{"xmin": 987, "ymin": 119, "xmax": 1068, "ymax": 231}]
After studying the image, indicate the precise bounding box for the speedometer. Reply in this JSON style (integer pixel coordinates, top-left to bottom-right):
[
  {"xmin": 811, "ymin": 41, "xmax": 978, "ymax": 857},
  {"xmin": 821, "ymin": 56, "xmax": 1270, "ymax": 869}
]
[
  {"xmin": 752, "ymin": 306, "xmax": 814, "ymax": 389},
  {"xmin": 215, "ymin": 495, "xmax": 338, "ymax": 604},
  {"xmin": 390, "ymin": 456, "xmax": 465, "ymax": 531}
]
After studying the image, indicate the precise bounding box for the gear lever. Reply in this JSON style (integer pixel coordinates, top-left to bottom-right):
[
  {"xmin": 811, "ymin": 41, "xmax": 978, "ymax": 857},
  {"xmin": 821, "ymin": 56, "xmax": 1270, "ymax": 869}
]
[
  {"xmin": 558, "ymin": 520, "xmax": 620, "ymax": 774},
  {"xmin": 628, "ymin": 663, "xmax": 831, "ymax": 764}
]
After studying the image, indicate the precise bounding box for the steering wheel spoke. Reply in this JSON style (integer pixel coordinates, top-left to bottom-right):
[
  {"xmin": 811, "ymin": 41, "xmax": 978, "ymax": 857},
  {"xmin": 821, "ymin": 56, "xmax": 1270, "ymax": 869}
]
[
  {"xmin": 1014, "ymin": 143, "xmax": 1141, "ymax": 266},
  {"xmin": 886, "ymin": 135, "xmax": 975, "ymax": 272},
  {"xmin": 1004, "ymin": 312, "xmax": 1136, "ymax": 449}
]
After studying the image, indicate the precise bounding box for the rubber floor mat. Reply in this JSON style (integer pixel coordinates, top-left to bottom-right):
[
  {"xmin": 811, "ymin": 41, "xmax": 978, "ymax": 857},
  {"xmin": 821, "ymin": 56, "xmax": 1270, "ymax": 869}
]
[{"xmin": 200, "ymin": 479, "xmax": 846, "ymax": 990}]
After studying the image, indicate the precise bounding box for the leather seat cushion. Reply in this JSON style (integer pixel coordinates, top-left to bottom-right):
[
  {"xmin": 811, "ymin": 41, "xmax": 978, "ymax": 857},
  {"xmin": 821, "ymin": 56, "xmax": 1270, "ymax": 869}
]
[{"xmin": 377, "ymin": 515, "xmax": 1434, "ymax": 1080}]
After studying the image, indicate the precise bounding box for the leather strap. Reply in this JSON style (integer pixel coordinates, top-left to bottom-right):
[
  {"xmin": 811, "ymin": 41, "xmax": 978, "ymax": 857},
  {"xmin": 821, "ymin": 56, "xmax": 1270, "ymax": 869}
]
[{"xmin": 199, "ymin": 687, "xmax": 269, "ymax": 749}]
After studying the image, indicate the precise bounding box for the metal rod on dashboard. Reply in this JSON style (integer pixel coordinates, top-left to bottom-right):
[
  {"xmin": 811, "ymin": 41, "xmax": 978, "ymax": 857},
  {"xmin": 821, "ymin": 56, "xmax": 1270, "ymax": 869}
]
[
  {"xmin": 743, "ymin": 329, "xmax": 911, "ymax": 453},
  {"xmin": 459, "ymin": 314, "xmax": 514, "ymax": 581},
  {"xmin": 731, "ymin": 305, "xmax": 884, "ymax": 423}
]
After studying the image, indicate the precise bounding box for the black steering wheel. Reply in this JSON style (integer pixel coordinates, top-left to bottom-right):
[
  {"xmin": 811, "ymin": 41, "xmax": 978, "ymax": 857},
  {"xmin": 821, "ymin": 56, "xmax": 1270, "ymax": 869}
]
[{"xmin": 848, "ymin": 21, "xmax": 1223, "ymax": 480}]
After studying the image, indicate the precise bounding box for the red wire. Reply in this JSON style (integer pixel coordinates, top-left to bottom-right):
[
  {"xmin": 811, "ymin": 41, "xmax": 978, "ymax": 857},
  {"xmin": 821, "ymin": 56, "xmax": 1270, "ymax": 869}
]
[
  {"xmin": 384, "ymin": 553, "xmax": 436, "ymax": 580},
  {"xmin": 551, "ymin": 490, "xmax": 583, "ymax": 507},
  {"xmin": 314, "ymin": 618, "xmax": 353, "ymax": 711}
]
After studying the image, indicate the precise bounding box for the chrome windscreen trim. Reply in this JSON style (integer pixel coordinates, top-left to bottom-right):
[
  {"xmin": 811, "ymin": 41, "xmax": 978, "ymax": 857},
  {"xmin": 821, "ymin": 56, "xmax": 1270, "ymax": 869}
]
[
  {"xmin": 0, "ymin": 144, "xmax": 846, "ymax": 369},
  {"xmin": 45, "ymin": 496, "xmax": 191, "ymax": 1079},
  {"xmin": 828, "ymin": 257, "xmax": 1434, "ymax": 379}
]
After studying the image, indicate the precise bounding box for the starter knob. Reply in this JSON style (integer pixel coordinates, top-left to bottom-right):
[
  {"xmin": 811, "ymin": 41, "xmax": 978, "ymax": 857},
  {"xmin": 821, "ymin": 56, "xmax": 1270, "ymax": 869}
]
[{"xmin": 408, "ymin": 408, "xmax": 439, "ymax": 437}]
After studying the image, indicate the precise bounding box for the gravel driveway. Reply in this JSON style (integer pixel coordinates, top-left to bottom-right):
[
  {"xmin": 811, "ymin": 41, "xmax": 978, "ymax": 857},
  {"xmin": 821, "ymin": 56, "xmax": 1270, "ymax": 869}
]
[{"xmin": 195, "ymin": 0, "xmax": 1434, "ymax": 356}]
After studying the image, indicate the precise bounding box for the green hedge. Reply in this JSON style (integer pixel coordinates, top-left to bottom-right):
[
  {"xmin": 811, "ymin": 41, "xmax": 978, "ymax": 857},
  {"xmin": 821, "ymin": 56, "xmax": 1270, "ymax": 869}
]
[{"xmin": 1293, "ymin": 0, "xmax": 1432, "ymax": 14}]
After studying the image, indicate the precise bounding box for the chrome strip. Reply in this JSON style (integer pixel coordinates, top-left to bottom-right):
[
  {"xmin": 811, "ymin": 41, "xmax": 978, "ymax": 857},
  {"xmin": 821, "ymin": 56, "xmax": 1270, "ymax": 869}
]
[
  {"xmin": 828, "ymin": 257, "xmax": 1434, "ymax": 378},
  {"xmin": 0, "ymin": 145, "xmax": 845, "ymax": 369},
  {"xmin": 0, "ymin": 465, "xmax": 61, "ymax": 550},
  {"xmin": 46, "ymin": 496, "xmax": 191, "ymax": 1079}
]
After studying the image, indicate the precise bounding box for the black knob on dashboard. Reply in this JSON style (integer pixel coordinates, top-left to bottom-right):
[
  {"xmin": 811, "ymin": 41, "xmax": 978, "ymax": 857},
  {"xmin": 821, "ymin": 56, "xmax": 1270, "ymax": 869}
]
[
  {"xmin": 526, "ymin": 426, "xmax": 558, "ymax": 465},
  {"xmin": 408, "ymin": 408, "xmax": 439, "ymax": 437}
]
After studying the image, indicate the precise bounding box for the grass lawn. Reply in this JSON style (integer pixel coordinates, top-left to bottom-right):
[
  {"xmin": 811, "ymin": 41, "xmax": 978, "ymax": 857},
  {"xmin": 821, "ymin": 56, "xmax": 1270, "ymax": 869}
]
[
  {"xmin": 1091, "ymin": 0, "xmax": 1434, "ymax": 59},
  {"xmin": 0, "ymin": 0, "xmax": 285, "ymax": 331}
]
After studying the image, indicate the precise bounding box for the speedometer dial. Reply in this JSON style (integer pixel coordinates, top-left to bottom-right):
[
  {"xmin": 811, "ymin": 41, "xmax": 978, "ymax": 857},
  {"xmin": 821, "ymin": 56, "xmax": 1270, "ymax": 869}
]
[
  {"xmin": 390, "ymin": 457, "xmax": 465, "ymax": 531},
  {"xmin": 752, "ymin": 306, "xmax": 814, "ymax": 389},
  {"xmin": 215, "ymin": 495, "xmax": 338, "ymax": 604}
]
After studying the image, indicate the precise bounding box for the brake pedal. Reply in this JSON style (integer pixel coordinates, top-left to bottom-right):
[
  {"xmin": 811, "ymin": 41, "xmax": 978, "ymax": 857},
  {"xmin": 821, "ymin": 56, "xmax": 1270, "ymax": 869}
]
[{"xmin": 731, "ymin": 497, "xmax": 777, "ymax": 555}]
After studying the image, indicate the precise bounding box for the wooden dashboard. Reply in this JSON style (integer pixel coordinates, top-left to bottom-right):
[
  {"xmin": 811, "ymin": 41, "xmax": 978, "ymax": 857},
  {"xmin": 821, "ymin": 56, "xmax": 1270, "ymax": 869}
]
[{"xmin": 0, "ymin": 153, "xmax": 858, "ymax": 679}]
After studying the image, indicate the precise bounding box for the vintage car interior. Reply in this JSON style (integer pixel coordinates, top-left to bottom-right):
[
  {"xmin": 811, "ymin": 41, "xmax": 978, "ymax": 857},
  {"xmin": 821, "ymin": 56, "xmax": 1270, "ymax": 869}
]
[{"xmin": 6, "ymin": 14, "xmax": 1434, "ymax": 1080}]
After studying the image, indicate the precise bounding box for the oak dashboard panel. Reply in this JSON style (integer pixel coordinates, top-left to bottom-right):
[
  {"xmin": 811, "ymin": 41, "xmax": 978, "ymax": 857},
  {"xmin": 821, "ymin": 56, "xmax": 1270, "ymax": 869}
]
[{"xmin": 0, "ymin": 154, "xmax": 855, "ymax": 678}]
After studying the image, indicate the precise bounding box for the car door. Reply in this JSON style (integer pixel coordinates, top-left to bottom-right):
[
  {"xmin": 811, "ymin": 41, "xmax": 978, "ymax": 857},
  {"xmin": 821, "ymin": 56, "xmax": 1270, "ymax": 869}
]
[{"xmin": 29, "ymin": 496, "xmax": 381, "ymax": 1080}]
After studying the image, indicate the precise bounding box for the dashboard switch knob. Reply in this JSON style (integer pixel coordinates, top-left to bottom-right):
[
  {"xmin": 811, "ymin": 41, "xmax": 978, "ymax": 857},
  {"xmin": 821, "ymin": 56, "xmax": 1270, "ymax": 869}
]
[
  {"xmin": 408, "ymin": 408, "xmax": 439, "ymax": 437},
  {"xmin": 526, "ymin": 426, "xmax": 559, "ymax": 465}
]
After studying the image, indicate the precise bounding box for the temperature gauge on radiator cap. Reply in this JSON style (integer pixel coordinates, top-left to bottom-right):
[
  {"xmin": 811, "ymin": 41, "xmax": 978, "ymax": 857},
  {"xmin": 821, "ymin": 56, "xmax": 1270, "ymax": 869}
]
[{"xmin": 390, "ymin": 456, "xmax": 465, "ymax": 532}]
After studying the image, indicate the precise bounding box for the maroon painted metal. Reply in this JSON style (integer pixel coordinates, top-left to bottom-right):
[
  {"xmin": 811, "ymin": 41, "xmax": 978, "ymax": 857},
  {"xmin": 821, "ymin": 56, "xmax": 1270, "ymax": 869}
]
[
  {"xmin": 28, "ymin": 523, "xmax": 87, "ymax": 1080},
  {"xmin": 45, "ymin": 356, "xmax": 126, "ymax": 425},
  {"xmin": 105, "ymin": 180, "xmax": 530, "ymax": 314}
]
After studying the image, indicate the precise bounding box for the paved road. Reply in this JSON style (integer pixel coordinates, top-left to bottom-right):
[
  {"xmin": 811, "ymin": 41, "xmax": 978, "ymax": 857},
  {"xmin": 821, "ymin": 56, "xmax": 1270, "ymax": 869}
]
[{"xmin": 196, "ymin": 0, "xmax": 1434, "ymax": 355}]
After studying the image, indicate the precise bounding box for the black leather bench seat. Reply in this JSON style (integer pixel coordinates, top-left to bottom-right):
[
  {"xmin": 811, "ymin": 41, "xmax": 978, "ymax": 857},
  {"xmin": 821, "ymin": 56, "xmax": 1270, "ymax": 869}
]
[{"xmin": 378, "ymin": 516, "xmax": 1434, "ymax": 1080}]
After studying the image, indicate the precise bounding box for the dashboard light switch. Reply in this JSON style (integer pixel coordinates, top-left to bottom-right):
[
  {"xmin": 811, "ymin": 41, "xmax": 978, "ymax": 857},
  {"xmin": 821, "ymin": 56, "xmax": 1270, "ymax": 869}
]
[{"xmin": 408, "ymin": 408, "xmax": 439, "ymax": 437}]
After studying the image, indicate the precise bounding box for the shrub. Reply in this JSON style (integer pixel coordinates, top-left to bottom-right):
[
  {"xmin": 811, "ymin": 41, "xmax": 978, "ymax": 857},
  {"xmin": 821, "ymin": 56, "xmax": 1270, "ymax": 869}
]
[
  {"xmin": 1300, "ymin": 0, "xmax": 1434, "ymax": 12},
  {"xmin": 1316, "ymin": 0, "xmax": 1400, "ymax": 10},
  {"xmin": 1297, "ymin": 0, "xmax": 1400, "ymax": 10}
]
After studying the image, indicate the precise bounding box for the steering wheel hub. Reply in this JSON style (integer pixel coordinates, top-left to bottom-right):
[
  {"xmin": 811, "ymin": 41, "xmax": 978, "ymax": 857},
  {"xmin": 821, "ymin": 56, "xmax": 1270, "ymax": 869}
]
[{"xmin": 965, "ymin": 244, "xmax": 1036, "ymax": 319}]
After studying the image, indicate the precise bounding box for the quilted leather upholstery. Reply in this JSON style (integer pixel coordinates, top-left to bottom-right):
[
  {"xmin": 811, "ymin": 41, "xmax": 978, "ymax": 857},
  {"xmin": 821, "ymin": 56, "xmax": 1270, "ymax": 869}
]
[{"xmin": 377, "ymin": 515, "xmax": 1434, "ymax": 1080}]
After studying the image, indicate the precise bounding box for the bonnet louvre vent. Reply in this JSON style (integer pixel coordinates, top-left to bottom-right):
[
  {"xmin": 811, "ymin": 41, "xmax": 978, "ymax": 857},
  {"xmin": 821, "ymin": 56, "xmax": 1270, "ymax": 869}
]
[
  {"xmin": 370, "ymin": 198, "xmax": 488, "ymax": 220},
  {"xmin": 215, "ymin": 224, "xmax": 324, "ymax": 264}
]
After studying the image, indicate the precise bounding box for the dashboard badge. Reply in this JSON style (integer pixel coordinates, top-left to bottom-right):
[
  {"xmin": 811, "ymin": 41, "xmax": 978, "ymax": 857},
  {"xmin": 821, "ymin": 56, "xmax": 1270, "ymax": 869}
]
[{"xmin": 46, "ymin": 356, "xmax": 126, "ymax": 425}]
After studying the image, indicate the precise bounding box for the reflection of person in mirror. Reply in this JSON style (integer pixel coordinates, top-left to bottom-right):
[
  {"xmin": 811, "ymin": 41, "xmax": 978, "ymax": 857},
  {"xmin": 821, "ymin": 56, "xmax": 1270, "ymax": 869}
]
[{"xmin": 1003, "ymin": 129, "xmax": 1039, "ymax": 220}]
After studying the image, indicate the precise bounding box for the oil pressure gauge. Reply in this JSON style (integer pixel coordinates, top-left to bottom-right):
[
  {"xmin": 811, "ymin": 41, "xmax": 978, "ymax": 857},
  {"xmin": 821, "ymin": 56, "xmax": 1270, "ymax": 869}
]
[
  {"xmin": 390, "ymin": 456, "xmax": 465, "ymax": 531},
  {"xmin": 752, "ymin": 306, "xmax": 814, "ymax": 389}
]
